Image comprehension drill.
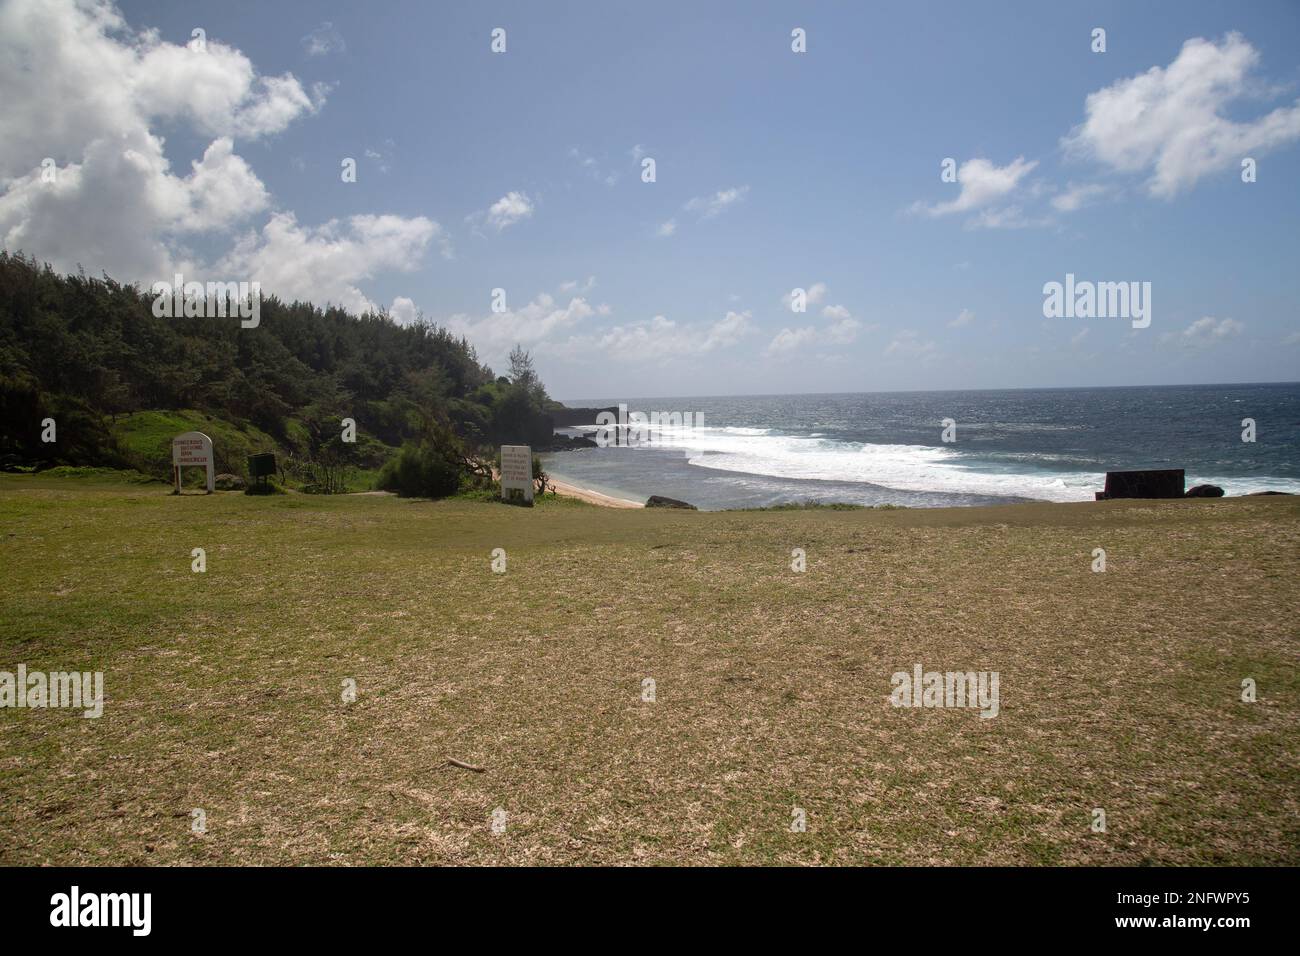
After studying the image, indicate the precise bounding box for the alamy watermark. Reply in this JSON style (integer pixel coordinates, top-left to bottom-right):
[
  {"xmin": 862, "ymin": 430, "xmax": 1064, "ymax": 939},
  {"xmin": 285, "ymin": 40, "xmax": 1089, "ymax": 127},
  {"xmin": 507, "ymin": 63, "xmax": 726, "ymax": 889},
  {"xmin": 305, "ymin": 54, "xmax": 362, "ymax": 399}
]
[
  {"xmin": 1043, "ymin": 273, "xmax": 1150, "ymax": 329},
  {"xmin": 50, "ymin": 886, "xmax": 150, "ymax": 936},
  {"xmin": 1, "ymin": 665, "xmax": 103, "ymax": 718},
  {"xmin": 594, "ymin": 403, "xmax": 704, "ymax": 447},
  {"xmin": 151, "ymin": 273, "xmax": 261, "ymax": 328},
  {"xmin": 890, "ymin": 664, "xmax": 999, "ymax": 718}
]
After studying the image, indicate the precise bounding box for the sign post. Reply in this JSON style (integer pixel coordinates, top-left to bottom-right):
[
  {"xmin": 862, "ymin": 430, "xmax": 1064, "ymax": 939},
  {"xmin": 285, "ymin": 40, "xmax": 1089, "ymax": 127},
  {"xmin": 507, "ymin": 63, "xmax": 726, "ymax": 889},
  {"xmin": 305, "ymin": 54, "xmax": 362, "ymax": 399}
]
[
  {"xmin": 499, "ymin": 445, "xmax": 534, "ymax": 505},
  {"xmin": 172, "ymin": 431, "xmax": 215, "ymax": 494}
]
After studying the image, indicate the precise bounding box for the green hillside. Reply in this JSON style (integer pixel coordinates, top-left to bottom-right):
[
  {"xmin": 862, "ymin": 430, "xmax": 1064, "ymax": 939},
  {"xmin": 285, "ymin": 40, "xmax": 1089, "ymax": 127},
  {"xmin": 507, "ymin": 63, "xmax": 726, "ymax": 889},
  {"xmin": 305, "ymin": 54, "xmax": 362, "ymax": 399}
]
[
  {"xmin": 0, "ymin": 252, "xmax": 561, "ymax": 496},
  {"xmin": 114, "ymin": 410, "xmax": 281, "ymax": 477}
]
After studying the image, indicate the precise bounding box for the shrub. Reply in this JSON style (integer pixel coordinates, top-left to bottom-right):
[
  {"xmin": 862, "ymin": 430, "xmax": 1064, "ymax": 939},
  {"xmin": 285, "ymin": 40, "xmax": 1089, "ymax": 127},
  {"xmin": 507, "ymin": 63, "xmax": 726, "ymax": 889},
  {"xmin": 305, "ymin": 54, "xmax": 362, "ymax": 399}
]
[{"xmin": 377, "ymin": 425, "xmax": 467, "ymax": 499}]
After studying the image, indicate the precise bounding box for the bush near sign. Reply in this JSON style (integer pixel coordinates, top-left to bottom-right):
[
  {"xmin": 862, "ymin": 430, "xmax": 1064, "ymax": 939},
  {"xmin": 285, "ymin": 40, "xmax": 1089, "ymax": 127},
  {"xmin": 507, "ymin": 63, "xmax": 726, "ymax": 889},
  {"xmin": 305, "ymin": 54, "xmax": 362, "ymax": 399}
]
[
  {"xmin": 500, "ymin": 444, "xmax": 533, "ymax": 505},
  {"xmin": 172, "ymin": 431, "xmax": 214, "ymax": 494}
]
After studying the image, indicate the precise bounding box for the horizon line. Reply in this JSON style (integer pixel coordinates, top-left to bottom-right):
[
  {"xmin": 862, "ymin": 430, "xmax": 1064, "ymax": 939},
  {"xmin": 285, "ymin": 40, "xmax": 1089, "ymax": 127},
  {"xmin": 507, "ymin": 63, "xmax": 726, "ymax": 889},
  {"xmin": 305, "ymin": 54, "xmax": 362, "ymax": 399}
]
[{"xmin": 557, "ymin": 380, "xmax": 1300, "ymax": 406}]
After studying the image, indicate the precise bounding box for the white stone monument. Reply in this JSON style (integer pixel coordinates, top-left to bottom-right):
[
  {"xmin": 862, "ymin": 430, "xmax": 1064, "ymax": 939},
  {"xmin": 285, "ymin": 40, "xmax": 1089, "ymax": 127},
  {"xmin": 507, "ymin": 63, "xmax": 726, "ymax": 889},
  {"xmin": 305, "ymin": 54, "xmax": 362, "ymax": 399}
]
[
  {"xmin": 172, "ymin": 431, "xmax": 214, "ymax": 494},
  {"xmin": 499, "ymin": 444, "xmax": 534, "ymax": 505}
]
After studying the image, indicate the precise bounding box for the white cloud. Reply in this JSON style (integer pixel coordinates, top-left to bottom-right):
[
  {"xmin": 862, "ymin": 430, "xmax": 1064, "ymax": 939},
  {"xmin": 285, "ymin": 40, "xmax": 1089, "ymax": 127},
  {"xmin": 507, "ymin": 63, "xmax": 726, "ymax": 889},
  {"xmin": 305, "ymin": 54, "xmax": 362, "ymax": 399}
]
[
  {"xmin": 0, "ymin": 0, "xmax": 320, "ymax": 176},
  {"xmin": 487, "ymin": 191, "xmax": 535, "ymax": 230},
  {"xmin": 1063, "ymin": 33, "xmax": 1300, "ymax": 198},
  {"xmin": 766, "ymin": 302, "xmax": 865, "ymax": 355},
  {"xmin": 1168, "ymin": 316, "xmax": 1244, "ymax": 348},
  {"xmin": 884, "ymin": 330, "xmax": 937, "ymax": 359},
  {"xmin": 684, "ymin": 186, "xmax": 749, "ymax": 219},
  {"xmin": 1070, "ymin": 327, "xmax": 1090, "ymax": 349},
  {"xmin": 966, "ymin": 206, "xmax": 1043, "ymax": 229},
  {"xmin": 131, "ymin": 37, "xmax": 320, "ymax": 143},
  {"xmin": 782, "ymin": 282, "xmax": 827, "ymax": 309},
  {"xmin": 1051, "ymin": 182, "xmax": 1110, "ymax": 213},
  {"xmin": 568, "ymin": 147, "xmax": 619, "ymax": 186},
  {"xmin": 0, "ymin": 133, "xmax": 270, "ymax": 279},
  {"xmin": 822, "ymin": 303, "xmax": 866, "ymax": 343},
  {"xmin": 948, "ymin": 308, "xmax": 975, "ymax": 329},
  {"xmin": 559, "ymin": 315, "xmax": 683, "ymax": 361},
  {"xmin": 659, "ymin": 186, "xmax": 749, "ymax": 237},
  {"xmin": 911, "ymin": 157, "xmax": 1038, "ymax": 222},
  {"xmin": 0, "ymin": 0, "xmax": 440, "ymax": 310},
  {"xmin": 559, "ymin": 276, "xmax": 596, "ymax": 294},
  {"xmin": 447, "ymin": 293, "xmax": 595, "ymax": 366},
  {"xmin": 364, "ymin": 140, "xmax": 395, "ymax": 175},
  {"xmin": 175, "ymin": 138, "xmax": 272, "ymax": 227},
  {"xmin": 765, "ymin": 326, "xmax": 818, "ymax": 355},
  {"xmin": 704, "ymin": 309, "xmax": 753, "ymax": 348},
  {"xmin": 301, "ymin": 22, "xmax": 345, "ymax": 57},
  {"xmin": 469, "ymin": 191, "xmax": 534, "ymax": 232},
  {"xmin": 826, "ymin": 317, "xmax": 863, "ymax": 344},
  {"xmin": 390, "ymin": 296, "xmax": 419, "ymax": 325},
  {"xmin": 217, "ymin": 212, "xmax": 441, "ymax": 315},
  {"xmin": 548, "ymin": 310, "xmax": 753, "ymax": 363}
]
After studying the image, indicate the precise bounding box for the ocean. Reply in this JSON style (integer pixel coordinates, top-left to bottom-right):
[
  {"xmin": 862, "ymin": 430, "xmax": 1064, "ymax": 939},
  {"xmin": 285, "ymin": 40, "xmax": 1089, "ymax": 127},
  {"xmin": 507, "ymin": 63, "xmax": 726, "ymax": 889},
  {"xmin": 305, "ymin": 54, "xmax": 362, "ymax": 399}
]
[{"xmin": 543, "ymin": 383, "xmax": 1300, "ymax": 510}]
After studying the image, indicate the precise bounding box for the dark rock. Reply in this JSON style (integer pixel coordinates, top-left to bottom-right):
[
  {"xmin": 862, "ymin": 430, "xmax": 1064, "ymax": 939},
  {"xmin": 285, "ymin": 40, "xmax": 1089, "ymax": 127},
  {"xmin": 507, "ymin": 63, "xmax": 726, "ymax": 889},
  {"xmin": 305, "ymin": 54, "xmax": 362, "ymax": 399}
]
[
  {"xmin": 1246, "ymin": 490, "xmax": 1294, "ymax": 496},
  {"xmin": 214, "ymin": 473, "xmax": 246, "ymax": 491},
  {"xmin": 550, "ymin": 405, "xmax": 620, "ymax": 427},
  {"xmin": 1185, "ymin": 484, "xmax": 1224, "ymax": 498},
  {"xmin": 540, "ymin": 434, "xmax": 598, "ymax": 452},
  {"xmin": 1096, "ymin": 469, "xmax": 1184, "ymax": 500},
  {"xmin": 645, "ymin": 495, "xmax": 697, "ymax": 510}
]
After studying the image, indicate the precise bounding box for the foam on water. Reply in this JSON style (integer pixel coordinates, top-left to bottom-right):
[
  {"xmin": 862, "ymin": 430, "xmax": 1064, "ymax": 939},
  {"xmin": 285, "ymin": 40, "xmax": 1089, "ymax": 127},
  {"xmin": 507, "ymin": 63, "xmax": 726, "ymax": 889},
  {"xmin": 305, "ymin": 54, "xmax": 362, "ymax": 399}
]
[
  {"xmin": 573, "ymin": 422, "xmax": 1300, "ymax": 502},
  {"xmin": 562, "ymin": 385, "xmax": 1300, "ymax": 505},
  {"xmin": 653, "ymin": 426, "xmax": 1098, "ymax": 501}
]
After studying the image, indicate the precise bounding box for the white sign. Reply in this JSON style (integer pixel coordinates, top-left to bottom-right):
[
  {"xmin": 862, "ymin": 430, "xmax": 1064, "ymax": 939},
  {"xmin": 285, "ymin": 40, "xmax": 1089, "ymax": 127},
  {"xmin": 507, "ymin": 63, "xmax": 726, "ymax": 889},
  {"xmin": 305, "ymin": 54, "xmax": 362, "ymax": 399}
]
[
  {"xmin": 500, "ymin": 444, "xmax": 533, "ymax": 504},
  {"xmin": 172, "ymin": 431, "xmax": 214, "ymax": 494}
]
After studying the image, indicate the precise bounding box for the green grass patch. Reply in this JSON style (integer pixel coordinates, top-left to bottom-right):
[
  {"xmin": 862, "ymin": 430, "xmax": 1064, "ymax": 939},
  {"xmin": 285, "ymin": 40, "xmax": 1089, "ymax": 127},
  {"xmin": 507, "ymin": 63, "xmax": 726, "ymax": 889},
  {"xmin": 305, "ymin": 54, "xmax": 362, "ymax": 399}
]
[
  {"xmin": 735, "ymin": 500, "xmax": 903, "ymax": 512},
  {"xmin": 34, "ymin": 466, "xmax": 163, "ymax": 484},
  {"xmin": 0, "ymin": 477, "xmax": 1295, "ymax": 865},
  {"xmin": 112, "ymin": 409, "xmax": 281, "ymax": 480}
]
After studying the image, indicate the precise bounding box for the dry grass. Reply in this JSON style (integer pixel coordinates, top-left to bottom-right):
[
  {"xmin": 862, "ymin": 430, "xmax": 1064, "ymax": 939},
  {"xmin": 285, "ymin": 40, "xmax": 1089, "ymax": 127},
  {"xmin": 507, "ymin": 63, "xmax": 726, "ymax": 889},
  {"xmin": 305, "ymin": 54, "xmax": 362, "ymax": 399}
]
[{"xmin": 1, "ymin": 474, "xmax": 1296, "ymax": 865}]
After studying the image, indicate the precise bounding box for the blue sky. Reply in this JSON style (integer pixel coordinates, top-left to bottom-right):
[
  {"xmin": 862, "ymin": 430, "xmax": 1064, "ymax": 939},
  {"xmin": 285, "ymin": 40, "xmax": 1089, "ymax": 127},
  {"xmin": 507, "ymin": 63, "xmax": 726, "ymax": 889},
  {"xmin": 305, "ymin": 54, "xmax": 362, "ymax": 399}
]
[{"xmin": 3, "ymin": 0, "xmax": 1299, "ymax": 399}]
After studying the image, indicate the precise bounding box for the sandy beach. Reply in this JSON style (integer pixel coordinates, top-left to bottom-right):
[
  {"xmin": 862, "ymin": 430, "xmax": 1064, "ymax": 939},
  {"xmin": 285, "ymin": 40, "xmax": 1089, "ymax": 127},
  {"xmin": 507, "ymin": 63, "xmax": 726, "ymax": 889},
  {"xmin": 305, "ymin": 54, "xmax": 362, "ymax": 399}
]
[
  {"xmin": 491, "ymin": 462, "xmax": 643, "ymax": 508},
  {"xmin": 549, "ymin": 476, "xmax": 644, "ymax": 508}
]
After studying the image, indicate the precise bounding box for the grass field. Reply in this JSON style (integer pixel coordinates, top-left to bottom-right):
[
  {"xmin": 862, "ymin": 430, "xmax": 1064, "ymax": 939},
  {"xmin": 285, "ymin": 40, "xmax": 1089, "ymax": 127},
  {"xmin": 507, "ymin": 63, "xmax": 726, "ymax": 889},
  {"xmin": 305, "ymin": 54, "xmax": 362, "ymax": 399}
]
[{"xmin": 1, "ymin": 474, "xmax": 1296, "ymax": 865}]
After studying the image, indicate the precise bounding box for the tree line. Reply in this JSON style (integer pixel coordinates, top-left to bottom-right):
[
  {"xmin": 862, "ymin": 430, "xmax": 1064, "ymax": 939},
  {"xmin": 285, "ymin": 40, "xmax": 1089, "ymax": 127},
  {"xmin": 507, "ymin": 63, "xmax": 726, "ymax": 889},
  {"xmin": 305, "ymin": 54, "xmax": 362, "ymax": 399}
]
[{"xmin": 0, "ymin": 252, "xmax": 559, "ymax": 496}]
